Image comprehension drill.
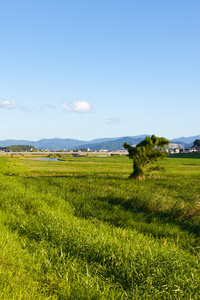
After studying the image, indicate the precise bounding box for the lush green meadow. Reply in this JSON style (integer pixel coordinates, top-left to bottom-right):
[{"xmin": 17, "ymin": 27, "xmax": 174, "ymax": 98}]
[{"xmin": 0, "ymin": 155, "xmax": 200, "ymax": 299}]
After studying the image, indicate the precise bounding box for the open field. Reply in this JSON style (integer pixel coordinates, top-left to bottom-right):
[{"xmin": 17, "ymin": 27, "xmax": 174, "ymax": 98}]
[{"xmin": 0, "ymin": 155, "xmax": 200, "ymax": 299}]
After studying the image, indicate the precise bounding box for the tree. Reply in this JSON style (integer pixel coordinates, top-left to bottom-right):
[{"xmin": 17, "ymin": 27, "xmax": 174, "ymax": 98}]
[
  {"xmin": 193, "ymin": 139, "xmax": 200, "ymax": 147},
  {"xmin": 123, "ymin": 135, "xmax": 169, "ymax": 180},
  {"xmin": 0, "ymin": 145, "xmax": 37, "ymax": 152}
]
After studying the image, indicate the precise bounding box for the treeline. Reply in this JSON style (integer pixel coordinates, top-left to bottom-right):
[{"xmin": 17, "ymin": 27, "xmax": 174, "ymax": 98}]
[
  {"xmin": 194, "ymin": 139, "xmax": 200, "ymax": 146},
  {"xmin": 0, "ymin": 145, "xmax": 37, "ymax": 152}
]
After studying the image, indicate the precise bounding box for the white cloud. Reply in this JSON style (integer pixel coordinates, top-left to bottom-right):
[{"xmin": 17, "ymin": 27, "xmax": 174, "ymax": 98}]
[
  {"xmin": 62, "ymin": 101, "xmax": 90, "ymax": 113},
  {"xmin": 73, "ymin": 101, "xmax": 90, "ymax": 112},
  {"xmin": 0, "ymin": 100, "xmax": 33, "ymax": 111},
  {"xmin": 0, "ymin": 100, "xmax": 18, "ymax": 110}
]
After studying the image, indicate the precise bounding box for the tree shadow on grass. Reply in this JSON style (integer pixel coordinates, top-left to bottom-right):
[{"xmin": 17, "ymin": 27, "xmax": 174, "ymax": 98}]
[
  {"xmin": 106, "ymin": 196, "xmax": 200, "ymax": 238},
  {"xmin": 22, "ymin": 173, "xmax": 200, "ymax": 239},
  {"xmin": 23, "ymin": 174, "xmax": 128, "ymax": 181}
]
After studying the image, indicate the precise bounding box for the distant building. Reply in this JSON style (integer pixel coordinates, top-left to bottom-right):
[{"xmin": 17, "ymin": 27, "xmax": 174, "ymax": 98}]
[
  {"xmin": 192, "ymin": 145, "xmax": 200, "ymax": 152},
  {"xmin": 169, "ymin": 143, "xmax": 184, "ymax": 150},
  {"xmin": 79, "ymin": 148, "xmax": 90, "ymax": 152}
]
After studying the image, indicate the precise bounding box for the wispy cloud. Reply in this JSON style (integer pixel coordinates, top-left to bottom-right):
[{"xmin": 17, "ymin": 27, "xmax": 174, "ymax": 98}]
[
  {"xmin": 104, "ymin": 117, "xmax": 121, "ymax": 125},
  {"xmin": 62, "ymin": 102, "xmax": 71, "ymax": 112},
  {"xmin": 0, "ymin": 100, "xmax": 18, "ymax": 110},
  {"xmin": 62, "ymin": 101, "xmax": 91, "ymax": 113},
  {"xmin": 0, "ymin": 100, "xmax": 32, "ymax": 111},
  {"xmin": 36, "ymin": 103, "xmax": 56, "ymax": 113},
  {"xmin": 20, "ymin": 105, "xmax": 33, "ymax": 112}
]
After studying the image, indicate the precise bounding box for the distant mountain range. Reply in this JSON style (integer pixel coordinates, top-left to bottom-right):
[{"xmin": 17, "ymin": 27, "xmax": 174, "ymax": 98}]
[{"xmin": 0, "ymin": 135, "xmax": 199, "ymax": 151}]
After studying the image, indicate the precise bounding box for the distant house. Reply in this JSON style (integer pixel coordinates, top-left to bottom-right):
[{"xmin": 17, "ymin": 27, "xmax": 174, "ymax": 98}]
[
  {"xmin": 174, "ymin": 148, "xmax": 180, "ymax": 154},
  {"xmin": 79, "ymin": 148, "xmax": 90, "ymax": 152},
  {"xmin": 179, "ymin": 149, "xmax": 185, "ymax": 153},
  {"xmin": 185, "ymin": 148, "xmax": 195, "ymax": 153},
  {"xmin": 98, "ymin": 149, "xmax": 108, "ymax": 153},
  {"xmin": 192, "ymin": 145, "xmax": 200, "ymax": 152},
  {"xmin": 169, "ymin": 148, "xmax": 180, "ymax": 155}
]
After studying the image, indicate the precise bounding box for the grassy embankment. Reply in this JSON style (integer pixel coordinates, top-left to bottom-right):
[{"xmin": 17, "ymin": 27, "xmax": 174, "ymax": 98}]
[{"xmin": 0, "ymin": 154, "xmax": 200, "ymax": 299}]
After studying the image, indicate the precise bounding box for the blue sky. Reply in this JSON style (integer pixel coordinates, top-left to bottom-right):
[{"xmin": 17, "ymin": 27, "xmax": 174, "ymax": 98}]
[{"xmin": 0, "ymin": 0, "xmax": 199, "ymax": 141}]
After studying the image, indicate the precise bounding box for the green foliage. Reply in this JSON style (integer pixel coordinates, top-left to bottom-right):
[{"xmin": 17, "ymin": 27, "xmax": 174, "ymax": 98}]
[
  {"xmin": 48, "ymin": 153, "xmax": 67, "ymax": 160},
  {"xmin": 0, "ymin": 156, "xmax": 200, "ymax": 299},
  {"xmin": 171, "ymin": 152, "xmax": 200, "ymax": 159},
  {"xmin": 0, "ymin": 145, "xmax": 37, "ymax": 152},
  {"xmin": 123, "ymin": 134, "xmax": 169, "ymax": 179},
  {"xmin": 193, "ymin": 139, "xmax": 200, "ymax": 146}
]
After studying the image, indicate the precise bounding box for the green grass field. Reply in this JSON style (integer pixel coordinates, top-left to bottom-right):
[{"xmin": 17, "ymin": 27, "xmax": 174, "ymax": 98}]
[{"xmin": 0, "ymin": 155, "xmax": 199, "ymax": 299}]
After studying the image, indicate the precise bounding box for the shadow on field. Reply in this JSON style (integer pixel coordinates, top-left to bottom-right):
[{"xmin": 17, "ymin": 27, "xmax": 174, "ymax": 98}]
[
  {"xmin": 25, "ymin": 174, "xmax": 127, "ymax": 180},
  {"xmin": 106, "ymin": 196, "xmax": 200, "ymax": 238}
]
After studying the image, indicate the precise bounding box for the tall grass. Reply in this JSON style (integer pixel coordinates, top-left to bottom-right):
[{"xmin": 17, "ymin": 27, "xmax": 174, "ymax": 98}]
[{"xmin": 0, "ymin": 156, "xmax": 200, "ymax": 299}]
